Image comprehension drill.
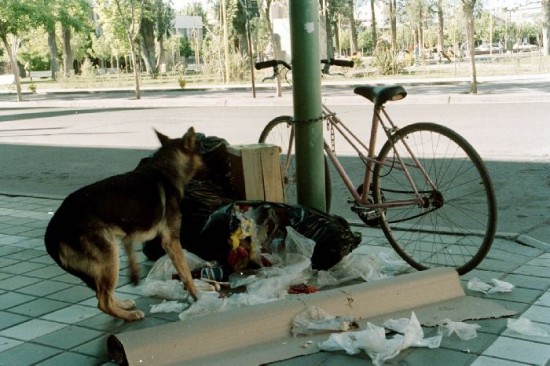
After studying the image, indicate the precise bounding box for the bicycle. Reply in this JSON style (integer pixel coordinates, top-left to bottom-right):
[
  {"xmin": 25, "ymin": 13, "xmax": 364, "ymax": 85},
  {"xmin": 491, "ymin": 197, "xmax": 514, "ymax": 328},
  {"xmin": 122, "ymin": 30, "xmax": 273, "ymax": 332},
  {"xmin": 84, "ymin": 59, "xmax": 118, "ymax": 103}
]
[{"xmin": 255, "ymin": 59, "xmax": 497, "ymax": 275}]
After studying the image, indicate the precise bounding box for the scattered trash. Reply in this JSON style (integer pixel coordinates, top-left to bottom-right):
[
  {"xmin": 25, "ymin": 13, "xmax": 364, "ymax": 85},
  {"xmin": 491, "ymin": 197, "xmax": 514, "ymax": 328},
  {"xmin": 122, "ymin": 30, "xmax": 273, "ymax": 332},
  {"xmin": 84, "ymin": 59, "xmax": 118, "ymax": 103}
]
[
  {"xmin": 319, "ymin": 312, "xmax": 441, "ymax": 366},
  {"xmin": 140, "ymin": 253, "xmax": 217, "ymax": 300},
  {"xmin": 150, "ymin": 300, "xmax": 187, "ymax": 314},
  {"xmin": 489, "ymin": 278, "xmax": 515, "ymax": 293},
  {"xmin": 467, "ymin": 278, "xmax": 493, "ymax": 294},
  {"xmin": 438, "ymin": 319, "xmax": 481, "ymax": 341},
  {"xmin": 191, "ymin": 201, "xmax": 362, "ymax": 274},
  {"xmin": 507, "ymin": 317, "xmax": 549, "ymax": 337},
  {"xmin": 467, "ymin": 277, "xmax": 514, "ymax": 294},
  {"xmin": 291, "ymin": 306, "xmax": 358, "ymax": 337}
]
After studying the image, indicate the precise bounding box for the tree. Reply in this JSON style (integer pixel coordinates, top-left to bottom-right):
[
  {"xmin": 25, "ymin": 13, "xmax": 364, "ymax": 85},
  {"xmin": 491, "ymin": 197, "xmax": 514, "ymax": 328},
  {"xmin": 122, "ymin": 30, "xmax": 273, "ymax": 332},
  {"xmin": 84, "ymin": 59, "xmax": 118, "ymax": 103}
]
[
  {"xmin": 461, "ymin": 0, "xmax": 477, "ymax": 94},
  {"xmin": 542, "ymin": 0, "xmax": 550, "ymax": 55},
  {"xmin": 389, "ymin": 0, "xmax": 397, "ymax": 51},
  {"xmin": 436, "ymin": 0, "xmax": 451, "ymax": 61},
  {"xmin": 0, "ymin": 0, "xmax": 37, "ymax": 101},
  {"xmin": 97, "ymin": 0, "xmax": 144, "ymax": 99},
  {"xmin": 370, "ymin": 0, "xmax": 377, "ymax": 50}
]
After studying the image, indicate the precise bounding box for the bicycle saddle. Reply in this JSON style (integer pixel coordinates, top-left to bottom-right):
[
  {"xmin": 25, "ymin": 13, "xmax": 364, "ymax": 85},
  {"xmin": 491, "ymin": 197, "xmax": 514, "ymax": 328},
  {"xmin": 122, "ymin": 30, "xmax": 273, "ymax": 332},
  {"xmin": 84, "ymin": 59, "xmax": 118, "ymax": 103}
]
[{"xmin": 354, "ymin": 85, "xmax": 407, "ymax": 106}]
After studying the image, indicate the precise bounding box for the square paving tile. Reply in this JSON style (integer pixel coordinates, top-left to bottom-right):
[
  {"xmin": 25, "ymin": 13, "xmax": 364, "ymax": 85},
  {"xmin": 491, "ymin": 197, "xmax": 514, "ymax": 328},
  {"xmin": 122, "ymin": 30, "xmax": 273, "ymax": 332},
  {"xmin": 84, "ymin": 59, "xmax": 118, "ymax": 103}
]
[
  {"xmin": 502, "ymin": 273, "xmax": 549, "ymax": 290},
  {"xmin": 534, "ymin": 291, "xmax": 550, "ymax": 307},
  {"xmin": 33, "ymin": 325, "xmax": 103, "ymax": 350},
  {"xmin": 46, "ymin": 285, "xmax": 95, "ymax": 303},
  {"xmin": 71, "ymin": 334, "xmax": 110, "ymax": 360},
  {"xmin": 0, "ymin": 342, "xmax": 61, "ymax": 366},
  {"xmin": 0, "ymin": 311, "xmax": 29, "ymax": 331},
  {"xmin": 34, "ymin": 351, "xmax": 102, "ymax": 366},
  {"xmin": 8, "ymin": 298, "xmax": 70, "ymax": 317},
  {"xmin": 513, "ymin": 265, "xmax": 550, "ymax": 278},
  {"xmin": 41, "ymin": 304, "xmax": 101, "ymax": 324},
  {"xmin": 0, "ymin": 292, "xmax": 36, "ymax": 310},
  {"xmin": 0, "ymin": 261, "xmax": 48, "ymax": 275},
  {"xmin": 18, "ymin": 279, "xmax": 73, "ymax": 297},
  {"xmin": 470, "ymin": 356, "xmax": 531, "ymax": 366},
  {"xmin": 482, "ymin": 336, "xmax": 550, "ymax": 365},
  {"xmin": 0, "ymin": 336, "xmax": 23, "ymax": 352},
  {"xmin": 0, "ymin": 319, "xmax": 66, "ymax": 341},
  {"xmin": 521, "ymin": 305, "xmax": 550, "ymax": 325},
  {"xmin": 0, "ymin": 275, "xmax": 42, "ymax": 291}
]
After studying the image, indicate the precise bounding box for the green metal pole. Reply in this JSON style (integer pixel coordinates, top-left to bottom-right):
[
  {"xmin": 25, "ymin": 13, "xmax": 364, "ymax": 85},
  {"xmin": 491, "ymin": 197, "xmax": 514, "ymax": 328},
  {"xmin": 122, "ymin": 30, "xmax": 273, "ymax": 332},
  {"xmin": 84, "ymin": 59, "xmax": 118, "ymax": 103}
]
[{"xmin": 289, "ymin": 0, "xmax": 326, "ymax": 212}]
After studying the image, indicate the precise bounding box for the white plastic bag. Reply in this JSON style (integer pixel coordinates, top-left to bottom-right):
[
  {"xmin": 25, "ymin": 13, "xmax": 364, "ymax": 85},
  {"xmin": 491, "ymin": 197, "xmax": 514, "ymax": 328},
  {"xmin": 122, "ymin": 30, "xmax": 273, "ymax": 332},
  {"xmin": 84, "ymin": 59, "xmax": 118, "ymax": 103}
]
[
  {"xmin": 439, "ymin": 319, "xmax": 481, "ymax": 341},
  {"xmin": 319, "ymin": 312, "xmax": 441, "ymax": 366},
  {"xmin": 507, "ymin": 318, "xmax": 549, "ymax": 337},
  {"xmin": 467, "ymin": 277, "xmax": 515, "ymax": 294},
  {"xmin": 467, "ymin": 277, "xmax": 493, "ymax": 294},
  {"xmin": 488, "ymin": 278, "xmax": 515, "ymax": 293},
  {"xmin": 291, "ymin": 306, "xmax": 357, "ymax": 337},
  {"xmin": 150, "ymin": 300, "xmax": 186, "ymax": 314}
]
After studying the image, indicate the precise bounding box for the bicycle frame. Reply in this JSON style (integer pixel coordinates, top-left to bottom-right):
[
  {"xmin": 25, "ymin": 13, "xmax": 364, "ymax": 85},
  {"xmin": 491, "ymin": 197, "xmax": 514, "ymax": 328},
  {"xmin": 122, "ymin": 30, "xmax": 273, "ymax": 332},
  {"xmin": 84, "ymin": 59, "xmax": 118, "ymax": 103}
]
[{"xmin": 320, "ymin": 103, "xmax": 438, "ymax": 211}]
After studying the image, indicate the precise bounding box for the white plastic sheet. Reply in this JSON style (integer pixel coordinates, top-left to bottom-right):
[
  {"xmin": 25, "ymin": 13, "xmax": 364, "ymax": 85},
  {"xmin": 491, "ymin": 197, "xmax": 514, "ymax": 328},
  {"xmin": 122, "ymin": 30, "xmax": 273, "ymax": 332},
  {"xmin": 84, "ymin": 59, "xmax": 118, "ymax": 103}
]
[
  {"xmin": 438, "ymin": 319, "xmax": 481, "ymax": 341},
  {"xmin": 319, "ymin": 312, "xmax": 441, "ymax": 366},
  {"xmin": 507, "ymin": 317, "xmax": 550, "ymax": 337},
  {"xmin": 291, "ymin": 306, "xmax": 357, "ymax": 337},
  {"xmin": 467, "ymin": 277, "xmax": 514, "ymax": 294}
]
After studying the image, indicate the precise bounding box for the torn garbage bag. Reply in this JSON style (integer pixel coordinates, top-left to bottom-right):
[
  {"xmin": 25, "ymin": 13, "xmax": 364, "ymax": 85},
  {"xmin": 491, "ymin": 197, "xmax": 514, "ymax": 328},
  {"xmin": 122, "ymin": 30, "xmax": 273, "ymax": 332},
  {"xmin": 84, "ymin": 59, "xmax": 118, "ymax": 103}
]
[{"xmin": 185, "ymin": 201, "xmax": 362, "ymax": 275}]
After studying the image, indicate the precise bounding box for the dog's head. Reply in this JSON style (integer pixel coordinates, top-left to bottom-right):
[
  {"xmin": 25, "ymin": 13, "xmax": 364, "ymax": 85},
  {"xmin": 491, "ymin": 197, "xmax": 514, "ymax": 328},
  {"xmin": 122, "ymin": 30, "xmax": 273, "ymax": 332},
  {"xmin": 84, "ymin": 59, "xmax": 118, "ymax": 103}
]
[{"xmin": 153, "ymin": 127, "xmax": 203, "ymax": 184}]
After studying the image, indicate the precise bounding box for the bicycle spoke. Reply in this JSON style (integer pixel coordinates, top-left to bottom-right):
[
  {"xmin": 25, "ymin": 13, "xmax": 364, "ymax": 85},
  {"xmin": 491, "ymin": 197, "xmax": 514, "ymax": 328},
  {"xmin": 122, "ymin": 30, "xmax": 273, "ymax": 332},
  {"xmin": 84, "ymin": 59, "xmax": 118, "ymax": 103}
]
[{"xmin": 373, "ymin": 123, "xmax": 496, "ymax": 275}]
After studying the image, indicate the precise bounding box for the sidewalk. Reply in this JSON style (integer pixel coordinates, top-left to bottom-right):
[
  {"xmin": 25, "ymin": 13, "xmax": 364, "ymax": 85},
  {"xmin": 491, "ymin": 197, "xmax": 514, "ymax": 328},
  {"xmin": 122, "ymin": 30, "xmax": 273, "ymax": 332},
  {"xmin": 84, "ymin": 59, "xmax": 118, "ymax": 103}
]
[
  {"xmin": 0, "ymin": 193, "xmax": 548, "ymax": 365},
  {"xmin": 0, "ymin": 75, "xmax": 549, "ymax": 365}
]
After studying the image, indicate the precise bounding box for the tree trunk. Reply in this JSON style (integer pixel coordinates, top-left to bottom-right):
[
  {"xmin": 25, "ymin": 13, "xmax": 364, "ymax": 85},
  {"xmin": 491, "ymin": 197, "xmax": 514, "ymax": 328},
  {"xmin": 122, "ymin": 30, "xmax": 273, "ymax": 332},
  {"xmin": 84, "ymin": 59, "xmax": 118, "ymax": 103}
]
[
  {"xmin": 156, "ymin": 36, "xmax": 165, "ymax": 72},
  {"xmin": 370, "ymin": 0, "xmax": 377, "ymax": 50},
  {"xmin": 1, "ymin": 35, "xmax": 23, "ymax": 102},
  {"xmin": 348, "ymin": 0, "xmax": 358, "ymax": 54},
  {"xmin": 389, "ymin": 0, "xmax": 397, "ymax": 52},
  {"xmin": 462, "ymin": 1, "xmax": 478, "ymax": 94},
  {"xmin": 62, "ymin": 25, "xmax": 74, "ymax": 77},
  {"xmin": 129, "ymin": 38, "xmax": 141, "ymax": 99},
  {"xmin": 140, "ymin": 16, "xmax": 157, "ymax": 77},
  {"xmin": 543, "ymin": 0, "xmax": 550, "ymax": 56},
  {"xmin": 48, "ymin": 29, "xmax": 58, "ymax": 79},
  {"xmin": 436, "ymin": 0, "xmax": 451, "ymax": 62}
]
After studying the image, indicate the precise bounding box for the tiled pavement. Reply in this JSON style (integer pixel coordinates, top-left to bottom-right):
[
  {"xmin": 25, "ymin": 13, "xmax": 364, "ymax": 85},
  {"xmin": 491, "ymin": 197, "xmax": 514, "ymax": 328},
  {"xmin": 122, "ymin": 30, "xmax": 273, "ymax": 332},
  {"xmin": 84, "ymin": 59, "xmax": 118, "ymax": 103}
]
[{"xmin": 0, "ymin": 194, "xmax": 548, "ymax": 366}]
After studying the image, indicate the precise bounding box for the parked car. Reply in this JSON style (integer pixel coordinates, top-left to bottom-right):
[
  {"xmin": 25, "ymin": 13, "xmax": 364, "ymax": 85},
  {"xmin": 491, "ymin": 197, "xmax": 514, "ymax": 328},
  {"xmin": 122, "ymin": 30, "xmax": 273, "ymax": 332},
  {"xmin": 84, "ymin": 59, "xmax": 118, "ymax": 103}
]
[
  {"xmin": 513, "ymin": 42, "xmax": 538, "ymax": 52},
  {"xmin": 474, "ymin": 43, "xmax": 502, "ymax": 55}
]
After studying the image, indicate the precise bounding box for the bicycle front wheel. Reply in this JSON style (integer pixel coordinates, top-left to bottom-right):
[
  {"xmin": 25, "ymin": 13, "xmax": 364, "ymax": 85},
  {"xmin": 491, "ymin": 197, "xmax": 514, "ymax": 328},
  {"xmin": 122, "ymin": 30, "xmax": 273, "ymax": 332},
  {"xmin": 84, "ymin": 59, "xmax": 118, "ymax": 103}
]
[
  {"xmin": 373, "ymin": 122, "xmax": 497, "ymax": 275},
  {"xmin": 259, "ymin": 115, "xmax": 332, "ymax": 211}
]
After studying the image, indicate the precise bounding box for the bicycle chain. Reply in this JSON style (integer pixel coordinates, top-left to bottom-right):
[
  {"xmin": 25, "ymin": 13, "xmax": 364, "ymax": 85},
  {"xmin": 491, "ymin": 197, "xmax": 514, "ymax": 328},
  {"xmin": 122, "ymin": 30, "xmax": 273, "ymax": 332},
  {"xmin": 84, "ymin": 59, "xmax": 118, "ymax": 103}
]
[{"xmin": 327, "ymin": 118, "xmax": 336, "ymax": 153}]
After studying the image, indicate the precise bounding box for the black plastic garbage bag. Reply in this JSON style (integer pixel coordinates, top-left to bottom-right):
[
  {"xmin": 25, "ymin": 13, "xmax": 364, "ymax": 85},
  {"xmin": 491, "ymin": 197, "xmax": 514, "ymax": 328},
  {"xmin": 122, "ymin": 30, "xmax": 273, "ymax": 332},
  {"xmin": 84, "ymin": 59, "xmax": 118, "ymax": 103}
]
[{"xmin": 186, "ymin": 201, "xmax": 362, "ymax": 273}]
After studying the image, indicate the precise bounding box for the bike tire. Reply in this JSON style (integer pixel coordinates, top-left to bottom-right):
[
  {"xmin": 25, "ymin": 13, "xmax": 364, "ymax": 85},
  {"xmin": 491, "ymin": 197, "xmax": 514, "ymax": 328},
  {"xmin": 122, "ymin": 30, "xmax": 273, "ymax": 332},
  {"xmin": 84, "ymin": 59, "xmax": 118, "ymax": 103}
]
[
  {"xmin": 259, "ymin": 115, "xmax": 332, "ymax": 212},
  {"xmin": 372, "ymin": 122, "xmax": 497, "ymax": 275}
]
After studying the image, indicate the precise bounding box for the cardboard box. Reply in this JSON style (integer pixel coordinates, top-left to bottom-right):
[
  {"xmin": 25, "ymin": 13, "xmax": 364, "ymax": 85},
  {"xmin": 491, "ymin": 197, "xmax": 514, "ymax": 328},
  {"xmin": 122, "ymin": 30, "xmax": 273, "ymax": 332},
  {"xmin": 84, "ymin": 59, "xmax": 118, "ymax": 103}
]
[{"xmin": 227, "ymin": 143, "xmax": 284, "ymax": 202}]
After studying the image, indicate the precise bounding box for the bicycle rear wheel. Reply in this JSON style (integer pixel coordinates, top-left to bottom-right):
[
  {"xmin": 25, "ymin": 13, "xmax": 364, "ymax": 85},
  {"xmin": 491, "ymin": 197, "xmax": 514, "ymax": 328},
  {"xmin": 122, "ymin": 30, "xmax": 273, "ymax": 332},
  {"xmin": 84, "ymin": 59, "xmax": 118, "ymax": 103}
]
[
  {"xmin": 259, "ymin": 115, "xmax": 332, "ymax": 211},
  {"xmin": 373, "ymin": 122, "xmax": 497, "ymax": 275}
]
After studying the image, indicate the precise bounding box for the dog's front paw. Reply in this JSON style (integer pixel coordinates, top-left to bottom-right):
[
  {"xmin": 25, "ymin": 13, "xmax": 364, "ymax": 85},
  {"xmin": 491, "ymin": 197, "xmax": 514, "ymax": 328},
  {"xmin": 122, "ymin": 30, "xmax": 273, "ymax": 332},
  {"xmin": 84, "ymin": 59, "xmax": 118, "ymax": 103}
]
[
  {"xmin": 127, "ymin": 310, "xmax": 145, "ymax": 322},
  {"xmin": 117, "ymin": 299, "xmax": 136, "ymax": 310}
]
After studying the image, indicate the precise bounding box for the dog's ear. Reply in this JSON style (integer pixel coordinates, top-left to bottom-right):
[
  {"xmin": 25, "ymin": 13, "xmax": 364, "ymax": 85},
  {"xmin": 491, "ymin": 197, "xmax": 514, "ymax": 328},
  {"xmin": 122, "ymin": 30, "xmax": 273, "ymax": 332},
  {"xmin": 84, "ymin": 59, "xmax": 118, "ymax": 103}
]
[
  {"xmin": 182, "ymin": 127, "xmax": 196, "ymax": 151},
  {"xmin": 155, "ymin": 129, "xmax": 171, "ymax": 146}
]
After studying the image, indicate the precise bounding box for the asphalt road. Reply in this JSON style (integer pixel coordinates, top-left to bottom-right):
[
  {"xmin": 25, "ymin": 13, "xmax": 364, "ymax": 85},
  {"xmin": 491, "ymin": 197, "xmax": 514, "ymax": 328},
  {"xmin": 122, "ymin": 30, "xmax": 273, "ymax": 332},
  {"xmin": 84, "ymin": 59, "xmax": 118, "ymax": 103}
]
[{"xmin": 0, "ymin": 78, "xmax": 548, "ymax": 243}]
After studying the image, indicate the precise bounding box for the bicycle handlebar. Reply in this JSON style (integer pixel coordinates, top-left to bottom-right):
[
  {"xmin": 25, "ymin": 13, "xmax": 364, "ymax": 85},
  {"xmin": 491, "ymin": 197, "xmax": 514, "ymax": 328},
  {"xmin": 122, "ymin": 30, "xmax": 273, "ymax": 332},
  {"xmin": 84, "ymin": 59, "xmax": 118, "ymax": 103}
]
[
  {"xmin": 254, "ymin": 58, "xmax": 354, "ymax": 71},
  {"xmin": 255, "ymin": 59, "xmax": 292, "ymax": 71},
  {"xmin": 321, "ymin": 58, "xmax": 354, "ymax": 68}
]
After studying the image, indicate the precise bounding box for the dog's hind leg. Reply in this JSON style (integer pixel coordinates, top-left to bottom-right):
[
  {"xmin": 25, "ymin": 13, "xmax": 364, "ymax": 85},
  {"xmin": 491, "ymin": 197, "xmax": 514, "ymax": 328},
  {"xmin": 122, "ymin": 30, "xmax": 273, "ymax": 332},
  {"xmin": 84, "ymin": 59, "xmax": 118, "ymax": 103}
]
[
  {"xmin": 93, "ymin": 240, "xmax": 145, "ymax": 321},
  {"xmin": 122, "ymin": 238, "xmax": 140, "ymax": 286},
  {"xmin": 161, "ymin": 234, "xmax": 198, "ymax": 301}
]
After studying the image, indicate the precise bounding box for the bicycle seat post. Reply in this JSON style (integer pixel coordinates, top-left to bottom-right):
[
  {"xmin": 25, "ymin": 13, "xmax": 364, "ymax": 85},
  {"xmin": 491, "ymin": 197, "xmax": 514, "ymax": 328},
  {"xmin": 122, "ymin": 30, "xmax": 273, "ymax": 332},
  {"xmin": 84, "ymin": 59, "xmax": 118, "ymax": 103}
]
[{"xmin": 362, "ymin": 105, "xmax": 383, "ymax": 200}]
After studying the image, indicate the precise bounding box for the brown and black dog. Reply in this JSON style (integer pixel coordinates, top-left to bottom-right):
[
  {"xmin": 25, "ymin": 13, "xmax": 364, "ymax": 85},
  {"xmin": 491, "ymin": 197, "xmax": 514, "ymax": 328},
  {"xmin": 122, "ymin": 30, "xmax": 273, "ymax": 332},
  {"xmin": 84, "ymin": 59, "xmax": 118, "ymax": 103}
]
[{"xmin": 45, "ymin": 127, "xmax": 201, "ymax": 321}]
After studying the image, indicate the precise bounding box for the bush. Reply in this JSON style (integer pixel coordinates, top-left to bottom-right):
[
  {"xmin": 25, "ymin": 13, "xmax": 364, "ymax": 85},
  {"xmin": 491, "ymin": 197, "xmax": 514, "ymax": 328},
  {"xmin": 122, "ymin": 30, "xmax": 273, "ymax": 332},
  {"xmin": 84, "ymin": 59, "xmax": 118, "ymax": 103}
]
[{"xmin": 372, "ymin": 48, "xmax": 411, "ymax": 75}]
